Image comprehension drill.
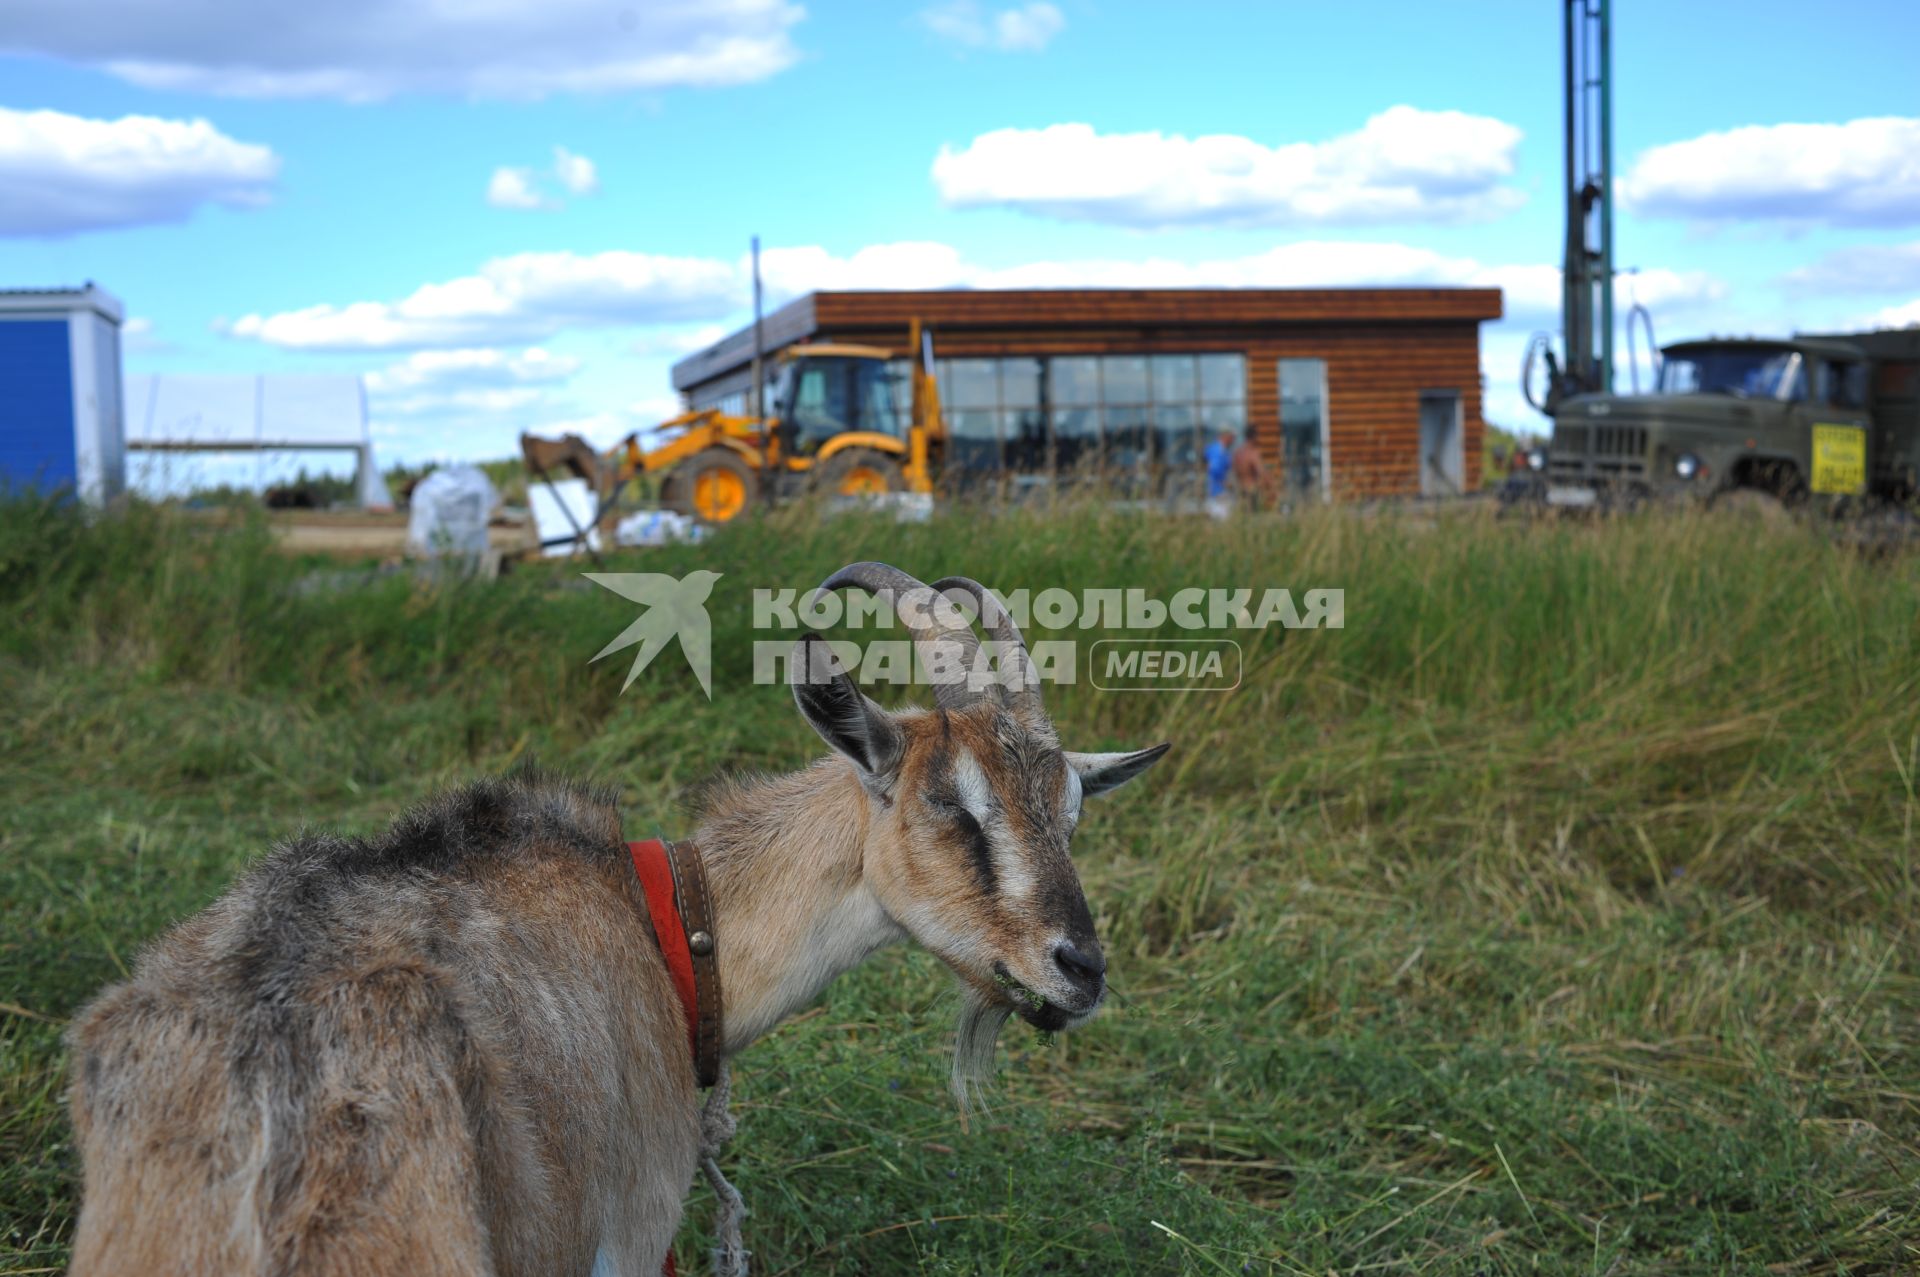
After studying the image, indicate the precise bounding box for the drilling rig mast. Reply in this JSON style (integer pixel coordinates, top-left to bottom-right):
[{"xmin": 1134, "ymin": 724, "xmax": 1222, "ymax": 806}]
[{"xmin": 1526, "ymin": 0, "xmax": 1614, "ymax": 414}]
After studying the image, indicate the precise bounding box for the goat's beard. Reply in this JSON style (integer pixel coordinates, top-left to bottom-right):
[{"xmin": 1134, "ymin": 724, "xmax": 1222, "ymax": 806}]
[{"xmin": 949, "ymin": 986, "xmax": 1014, "ymax": 1120}]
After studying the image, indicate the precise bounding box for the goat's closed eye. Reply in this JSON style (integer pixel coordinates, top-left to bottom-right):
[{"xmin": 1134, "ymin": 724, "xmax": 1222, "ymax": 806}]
[{"xmin": 927, "ymin": 793, "xmax": 981, "ymax": 826}]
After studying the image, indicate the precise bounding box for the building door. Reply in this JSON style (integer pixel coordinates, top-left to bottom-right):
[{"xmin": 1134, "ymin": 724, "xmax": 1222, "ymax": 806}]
[
  {"xmin": 1418, "ymin": 391, "xmax": 1463, "ymax": 496},
  {"xmin": 1277, "ymin": 358, "xmax": 1328, "ymax": 501}
]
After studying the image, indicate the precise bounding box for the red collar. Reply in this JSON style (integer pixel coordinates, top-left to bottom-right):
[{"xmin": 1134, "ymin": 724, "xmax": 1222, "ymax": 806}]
[{"xmin": 626, "ymin": 838, "xmax": 724, "ymax": 1089}]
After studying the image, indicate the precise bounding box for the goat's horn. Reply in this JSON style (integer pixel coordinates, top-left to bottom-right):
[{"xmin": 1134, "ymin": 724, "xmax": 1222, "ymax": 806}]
[
  {"xmin": 816, "ymin": 562, "xmax": 981, "ymax": 710},
  {"xmin": 931, "ymin": 576, "xmax": 1042, "ymax": 717}
]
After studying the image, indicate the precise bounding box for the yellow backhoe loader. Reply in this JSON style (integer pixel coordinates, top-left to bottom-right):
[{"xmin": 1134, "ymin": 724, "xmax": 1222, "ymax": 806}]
[{"xmin": 519, "ymin": 319, "xmax": 944, "ymax": 541}]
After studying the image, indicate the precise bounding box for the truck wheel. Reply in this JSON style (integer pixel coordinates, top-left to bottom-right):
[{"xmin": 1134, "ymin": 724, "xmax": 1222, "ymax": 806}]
[
  {"xmin": 817, "ymin": 448, "xmax": 906, "ymax": 499},
  {"xmin": 665, "ymin": 449, "xmax": 759, "ymax": 523}
]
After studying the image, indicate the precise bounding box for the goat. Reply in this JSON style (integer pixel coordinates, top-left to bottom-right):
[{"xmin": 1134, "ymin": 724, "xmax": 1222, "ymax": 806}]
[{"xmin": 64, "ymin": 561, "xmax": 1169, "ymax": 1276}]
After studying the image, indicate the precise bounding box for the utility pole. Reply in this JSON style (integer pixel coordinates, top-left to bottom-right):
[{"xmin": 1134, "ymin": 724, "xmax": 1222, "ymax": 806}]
[{"xmin": 749, "ymin": 235, "xmax": 765, "ymax": 421}]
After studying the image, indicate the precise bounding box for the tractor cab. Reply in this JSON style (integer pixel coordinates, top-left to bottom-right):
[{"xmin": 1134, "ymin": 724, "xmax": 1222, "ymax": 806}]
[{"xmin": 768, "ymin": 344, "xmax": 907, "ymax": 456}]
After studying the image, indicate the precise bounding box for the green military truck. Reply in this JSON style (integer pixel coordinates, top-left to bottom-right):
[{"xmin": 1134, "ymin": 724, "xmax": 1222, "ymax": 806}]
[{"xmin": 1543, "ymin": 328, "xmax": 1920, "ymax": 512}]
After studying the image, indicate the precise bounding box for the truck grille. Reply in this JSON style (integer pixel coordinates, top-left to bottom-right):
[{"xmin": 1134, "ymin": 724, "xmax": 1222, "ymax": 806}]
[
  {"xmin": 1547, "ymin": 421, "xmax": 1647, "ymax": 483},
  {"xmin": 1592, "ymin": 426, "xmax": 1647, "ymax": 458}
]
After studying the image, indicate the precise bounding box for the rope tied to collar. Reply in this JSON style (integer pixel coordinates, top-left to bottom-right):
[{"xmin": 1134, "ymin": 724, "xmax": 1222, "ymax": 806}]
[{"xmin": 699, "ymin": 1061, "xmax": 749, "ymax": 1277}]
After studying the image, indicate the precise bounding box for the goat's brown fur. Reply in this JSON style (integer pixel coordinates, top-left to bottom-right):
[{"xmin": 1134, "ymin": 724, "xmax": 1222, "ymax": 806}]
[
  {"xmin": 67, "ymin": 566, "xmax": 1167, "ymax": 1276},
  {"xmin": 68, "ymin": 778, "xmax": 698, "ymax": 1276}
]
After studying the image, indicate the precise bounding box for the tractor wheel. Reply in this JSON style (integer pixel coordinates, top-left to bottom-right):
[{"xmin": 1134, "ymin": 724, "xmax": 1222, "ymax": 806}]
[
  {"xmin": 665, "ymin": 449, "xmax": 759, "ymax": 524},
  {"xmin": 816, "ymin": 448, "xmax": 906, "ymax": 500}
]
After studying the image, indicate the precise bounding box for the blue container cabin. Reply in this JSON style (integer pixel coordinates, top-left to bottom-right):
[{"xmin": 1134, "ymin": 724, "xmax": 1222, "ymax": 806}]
[{"xmin": 0, "ymin": 284, "xmax": 126, "ymax": 504}]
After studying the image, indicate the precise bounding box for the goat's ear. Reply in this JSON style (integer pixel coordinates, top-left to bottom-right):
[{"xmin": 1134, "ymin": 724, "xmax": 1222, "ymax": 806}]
[
  {"xmin": 790, "ymin": 633, "xmax": 904, "ymax": 779},
  {"xmin": 1065, "ymin": 743, "xmax": 1170, "ymax": 797}
]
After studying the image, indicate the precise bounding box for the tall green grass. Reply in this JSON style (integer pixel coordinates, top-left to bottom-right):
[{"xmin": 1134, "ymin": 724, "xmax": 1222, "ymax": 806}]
[{"xmin": 3, "ymin": 495, "xmax": 1917, "ymax": 1273}]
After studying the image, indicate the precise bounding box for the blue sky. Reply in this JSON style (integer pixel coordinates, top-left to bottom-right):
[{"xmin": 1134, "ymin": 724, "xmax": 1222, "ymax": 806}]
[{"xmin": 3, "ymin": 0, "xmax": 1917, "ymax": 479}]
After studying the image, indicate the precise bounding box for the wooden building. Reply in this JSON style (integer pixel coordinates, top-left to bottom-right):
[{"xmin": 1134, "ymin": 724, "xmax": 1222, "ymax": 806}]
[{"xmin": 670, "ymin": 287, "xmax": 1503, "ymax": 499}]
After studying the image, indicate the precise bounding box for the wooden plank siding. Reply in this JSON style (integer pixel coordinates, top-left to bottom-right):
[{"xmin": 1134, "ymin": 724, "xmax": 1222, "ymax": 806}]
[{"xmin": 671, "ymin": 288, "xmax": 1501, "ymax": 499}]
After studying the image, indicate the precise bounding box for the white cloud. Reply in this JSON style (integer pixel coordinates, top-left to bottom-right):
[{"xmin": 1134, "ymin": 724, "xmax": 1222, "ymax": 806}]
[
  {"xmin": 1621, "ymin": 117, "xmax": 1920, "ymax": 227},
  {"xmin": 486, "ymin": 167, "xmax": 552, "ymax": 211},
  {"xmin": 120, "ymin": 316, "xmax": 180, "ymax": 355},
  {"xmin": 631, "ymin": 323, "xmax": 731, "ymax": 357},
  {"xmin": 527, "ymin": 398, "xmax": 684, "ymax": 449},
  {"xmin": 232, "ymin": 238, "xmax": 1535, "ymax": 354},
  {"xmin": 362, "ymin": 347, "xmax": 588, "ymax": 458},
  {"xmin": 1856, "ymin": 299, "xmax": 1920, "ymax": 330},
  {"xmin": 1783, "ymin": 241, "xmax": 1920, "ymax": 296},
  {"xmin": 759, "ymin": 240, "xmax": 976, "ymax": 297},
  {"xmin": 994, "ymin": 3, "xmax": 1065, "ymax": 51},
  {"xmin": 226, "ymin": 238, "xmax": 1729, "ymax": 369},
  {"xmin": 0, "ymin": 106, "xmax": 277, "ymax": 236},
  {"xmin": 486, "ymin": 147, "xmax": 600, "ymax": 210},
  {"xmin": 121, "ymin": 314, "xmax": 175, "ymax": 354},
  {"xmin": 365, "ymin": 346, "xmax": 582, "ymax": 396},
  {"xmin": 921, "ymin": 2, "xmax": 1064, "ymax": 53},
  {"xmin": 756, "ymin": 241, "xmax": 1723, "ymax": 325},
  {"xmin": 0, "ymin": 0, "xmax": 804, "ymax": 101},
  {"xmin": 387, "ymin": 385, "xmax": 550, "ymax": 416},
  {"xmin": 553, "ymin": 146, "xmax": 599, "ymax": 196},
  {"xmin": 1614, "ymin": 267, "xmax": 1729, "ymax": 315},
  {"xmin": 932, "ymin": 108, "xmax": 1525, "ymax": 228},
  {"xmin": 227, "ymin": 250, "xmax": 740, "ymax": 350}
]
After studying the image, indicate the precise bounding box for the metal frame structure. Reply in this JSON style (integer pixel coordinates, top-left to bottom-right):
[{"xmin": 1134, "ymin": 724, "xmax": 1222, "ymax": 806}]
[{"xmin": 1562, "ymin": 0, "xmax": 1614, "ymax": 398}]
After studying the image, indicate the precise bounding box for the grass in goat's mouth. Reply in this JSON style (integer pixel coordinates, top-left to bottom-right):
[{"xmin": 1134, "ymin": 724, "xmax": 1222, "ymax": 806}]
[
  {"xmin": 993, "ymin": 965, "xmax": 1047, "ymax": 1010},
  {"xmin": 993, "ymin": 966, "xmax": 1058, "ymax": 1044}
]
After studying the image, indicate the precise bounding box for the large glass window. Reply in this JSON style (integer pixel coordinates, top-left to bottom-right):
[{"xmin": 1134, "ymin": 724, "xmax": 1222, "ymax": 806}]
[
  {"xmin": 1051, "ymin": 357, "xmax": 1101, "ymax": 406},
  {"xmin": 999, "ymin": 359, "xmax": 1046, "ymax": 473},
  {"xmin": 932, "ymin": 358, "xmax": 1046, "ymax": 485},
  {"xmin": 1199, "ymin": 354, "xmax": 1244, "ymax": 403},
  {"xmin": 1050, "ymin": 406, "xmax": 1100, "ymax": 475},
  {"xmin": 947, "ymin": 409, "xmax": 1002, "ymax": 479},
  {"xmin": 1101, "ymin": 357, "xmax": 1153, "ymax": 492},
  {"xmin": 924, "ymin": 351, "xmax": 1247, "ymax": 491},
  {"xmin": 944, "ymin": 359, "xmax": 999, "ymax": 410},
  {"xmin": 1151, "ymin": 354, "xmax": 1196, "ymax": 403},
  {"xmin": 1101, "ymin": 355, "xmax": 1150, "ymax": 404},
  {"xmin": 1278, "ymin": 358, "xmax": 1326, "ymax": 499},
  {"xmin": 1002, "ymin": 359, "xmax": 1042, "ymax": 409},
  {"xmin": 1105, "ymin": 405, "xmax": 1153, "ymax": 490}
]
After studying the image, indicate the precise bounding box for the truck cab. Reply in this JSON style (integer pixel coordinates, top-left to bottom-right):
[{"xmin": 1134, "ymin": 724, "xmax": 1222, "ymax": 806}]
[{"xmin": 1545, "ymin": 336, "xmax": 1880, "ymax": 509}]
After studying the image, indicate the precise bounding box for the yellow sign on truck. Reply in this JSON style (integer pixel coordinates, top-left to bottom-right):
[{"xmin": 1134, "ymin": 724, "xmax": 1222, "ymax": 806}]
[{"xmin": 1810, "ymin": 423, "xmax": 1867, "ymax": 495}]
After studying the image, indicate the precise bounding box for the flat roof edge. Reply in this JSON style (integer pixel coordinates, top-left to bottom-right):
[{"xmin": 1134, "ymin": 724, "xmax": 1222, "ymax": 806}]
[
  {"xmin": 670, "ymin": 286, "xmax": 1502, "ymax": 389},
  {"xmin": 0, "ymin": 283, "xmax": 125, "ymax": 323}
]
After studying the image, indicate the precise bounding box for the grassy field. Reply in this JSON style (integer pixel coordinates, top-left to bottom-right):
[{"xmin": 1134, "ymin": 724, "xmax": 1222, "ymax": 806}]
[{"xmin": 3, "ymin": 495, "xmax": 1917, "ymax": 1275}]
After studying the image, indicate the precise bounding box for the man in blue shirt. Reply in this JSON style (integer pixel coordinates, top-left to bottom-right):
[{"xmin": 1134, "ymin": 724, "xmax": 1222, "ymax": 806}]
[{"xmin": 1204, "ymin": 428, "xmax": 1234, "ymax": 518}]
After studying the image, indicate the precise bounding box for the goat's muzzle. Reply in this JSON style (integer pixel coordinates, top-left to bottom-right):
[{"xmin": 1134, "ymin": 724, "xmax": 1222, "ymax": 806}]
[{"xmin": 992, "ymin": 960, "xmax": 1098, "ymax": 1032}]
